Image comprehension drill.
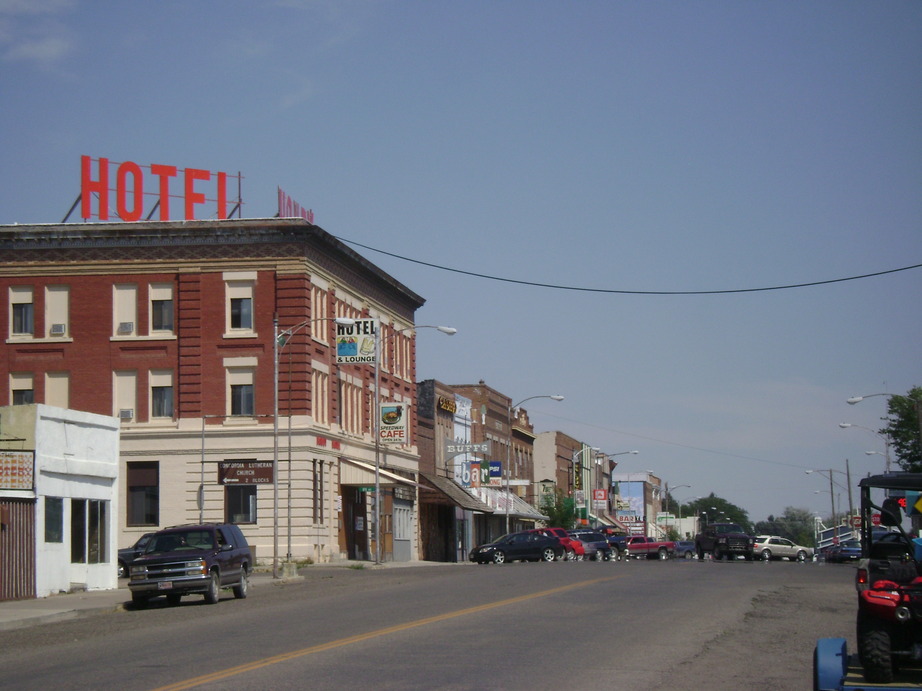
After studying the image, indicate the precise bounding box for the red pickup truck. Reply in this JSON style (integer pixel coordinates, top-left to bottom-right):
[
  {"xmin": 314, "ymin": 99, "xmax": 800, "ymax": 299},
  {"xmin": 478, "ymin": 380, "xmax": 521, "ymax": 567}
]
[{"xmin": 622, "ymin": 536, "xmax": 676, "ymax": 560}]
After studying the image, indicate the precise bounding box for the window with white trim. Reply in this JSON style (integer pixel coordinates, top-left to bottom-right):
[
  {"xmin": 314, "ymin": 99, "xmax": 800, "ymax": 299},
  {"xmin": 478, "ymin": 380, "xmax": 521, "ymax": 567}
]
[
  {"xmin": 149, "ymin": 283, "xmax": 174, "ymax": 334},
  {"xmin": 114, "ymin": 370, "xmax": 137, "ymax": 422},
  {"xmin": 311, "ymin": 284, "xmax": 329, "ymax": 342},
  {"xmin": 11, "ymin": 372, "xmax": 34, "ymax": 405},
  {"xmin": 45, "ymin": 285, "xmax": 69, "ymax": 338},
  {"xmin": 338, "ymin": 376, "xmax": 362, "ymax": 436},
  {"xmin": 113, "ymin": 284, "xmax": 137, "ymax": 337},
  {"xmin": 9, "ymin": 286, "xmax": 34, "ymax": 338},
  {"xmin": 45, "ymin": 372, "xmax": 69, "ymax": 408},
  {"xmin": 227, "ymin": 367, "xmax": 255, "ymax": 417},
  {"xmin": 312, "ymin": 367, "xmax": 329, "ymax": 425},
  {"xmin": 150, "ymin": 369, "xmax": 174, "ymax": 419},
  {"xmin": 226, "ymin": 280, "xmax": 254, "ymax": 334}
]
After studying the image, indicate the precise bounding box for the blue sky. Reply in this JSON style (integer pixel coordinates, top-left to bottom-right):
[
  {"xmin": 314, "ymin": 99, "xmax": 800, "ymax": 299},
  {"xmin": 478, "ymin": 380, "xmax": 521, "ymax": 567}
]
[{"xmin": 2, "ymin": 1, "xmax": 920, "ymax": 521}]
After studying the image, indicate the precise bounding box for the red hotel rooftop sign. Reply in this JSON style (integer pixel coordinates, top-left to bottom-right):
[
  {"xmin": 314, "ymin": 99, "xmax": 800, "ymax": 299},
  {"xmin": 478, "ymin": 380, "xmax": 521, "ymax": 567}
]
[{"xmin": 81, "ymin": 155, "xmax": 242, "ymax": 222}]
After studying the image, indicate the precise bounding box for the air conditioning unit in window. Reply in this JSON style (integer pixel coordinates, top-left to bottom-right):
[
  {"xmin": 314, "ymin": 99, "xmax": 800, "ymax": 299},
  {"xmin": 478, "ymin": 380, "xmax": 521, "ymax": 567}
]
[
  {"xmin": 49, "ymin": 323, "xmax": 66, "ymax": 336},
  {"xmin": 117, "ymin": 322, "xmax": 134, "ymax": 334},
  {"xmin": 119, "ymin": 409, "xmax": 134, "ymax": 420}
]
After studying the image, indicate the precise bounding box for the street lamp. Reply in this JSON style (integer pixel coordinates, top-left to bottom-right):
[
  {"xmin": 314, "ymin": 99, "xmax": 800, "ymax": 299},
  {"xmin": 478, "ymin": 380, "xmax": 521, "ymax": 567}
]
[
  {"xmin": 848, "ymin": 393, "xmax": 922, "ymax": 446},
  {"xmin": 839, "ymin": 422, "xmax": 892, "ymax": 472},
  {"xmin": 505, "ymin": 394, "xmax": 564, "ymax": 533},
  {"xmin": 371, "ymin": 323, "xmax": 456, "ymax": 564},
  {"xmin": 805, "ymin": 466, "xmax": 853, "ymax": 528},
  {"xmin": 273, "ymin": 315, "xmax": 356, "ymax": 579}
]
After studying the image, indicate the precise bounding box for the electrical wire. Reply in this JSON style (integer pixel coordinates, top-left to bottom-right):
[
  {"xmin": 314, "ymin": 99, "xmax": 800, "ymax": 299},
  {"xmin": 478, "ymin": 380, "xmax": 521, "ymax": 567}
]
[{"xmin": 337, "ymin": 235, "xmax": 922, "ymax": 295}]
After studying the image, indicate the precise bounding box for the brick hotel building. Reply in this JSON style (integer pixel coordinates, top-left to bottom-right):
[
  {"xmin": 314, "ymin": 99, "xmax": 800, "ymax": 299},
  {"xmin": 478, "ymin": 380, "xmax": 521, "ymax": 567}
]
[{"xmin": 0, "ymin": 218, "xmax": 427, "ymax": 565}]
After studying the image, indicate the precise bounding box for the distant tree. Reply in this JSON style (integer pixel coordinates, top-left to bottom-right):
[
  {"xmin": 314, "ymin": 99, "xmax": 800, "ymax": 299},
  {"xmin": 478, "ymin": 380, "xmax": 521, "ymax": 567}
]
[
  {"xmin": 681, "ymin": 493, "xmax": 752, "ymax": 533},
  {"xmin": 879, "ymin": 386, "xmax": 922, "ymax": 472},
  {"xmin": 539, "ymin": 489, "xmax": 578, "ymax": 529},
  {"xmin": 754, "ymin": 507, "xmax": 815, "ymax": 546}
]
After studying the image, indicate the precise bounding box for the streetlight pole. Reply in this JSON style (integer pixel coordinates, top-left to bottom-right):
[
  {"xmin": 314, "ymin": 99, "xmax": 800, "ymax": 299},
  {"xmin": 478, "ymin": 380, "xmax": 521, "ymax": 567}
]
[
  {"xmin": 505, "ymin": 394, "xmax": 564, "ymax": 533},
  {"xmin": 370, "ymin": 324, "xmax": 456, "ymax": 564},
  {"xmin": 839, "ymin": 422, "xmax": 892, "ymax": 473},
  {"xmin": 848, "ymin": 393, "xmax": 922, "ymax": 452},
  {"xmin": 273, "ymin": 315, "xmax": 356, "ymax": 578},
  {"xmin": 806, "ymin": 465, "xmax": 853, "ymax": 528}
]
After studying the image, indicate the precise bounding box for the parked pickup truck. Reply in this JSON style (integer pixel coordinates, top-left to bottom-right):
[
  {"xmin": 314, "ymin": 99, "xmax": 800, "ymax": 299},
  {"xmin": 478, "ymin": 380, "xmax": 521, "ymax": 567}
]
[{"xmin": 622, "ymin": 536, "xmax": 676, "ymax": 560}]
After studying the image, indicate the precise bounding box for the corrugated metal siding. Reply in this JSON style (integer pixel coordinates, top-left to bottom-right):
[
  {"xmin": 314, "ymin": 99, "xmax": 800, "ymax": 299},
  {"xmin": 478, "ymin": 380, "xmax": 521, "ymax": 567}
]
[{"xmin": 0, "ymin": 498, "xmax": 36, "ymax": 601}]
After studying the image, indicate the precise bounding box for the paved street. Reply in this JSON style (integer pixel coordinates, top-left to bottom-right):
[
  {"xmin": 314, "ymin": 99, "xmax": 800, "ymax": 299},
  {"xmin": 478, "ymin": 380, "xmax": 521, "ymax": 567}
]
[{"xmin": 0, "ymin": 559, "xmax": 857, "ymax": 690}]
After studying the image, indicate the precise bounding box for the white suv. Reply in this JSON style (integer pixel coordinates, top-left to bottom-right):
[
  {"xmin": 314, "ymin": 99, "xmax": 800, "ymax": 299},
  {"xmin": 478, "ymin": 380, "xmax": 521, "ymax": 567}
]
[{"xmin": 753, "ymin": 535, "xmax": 813, "ymax": 562}]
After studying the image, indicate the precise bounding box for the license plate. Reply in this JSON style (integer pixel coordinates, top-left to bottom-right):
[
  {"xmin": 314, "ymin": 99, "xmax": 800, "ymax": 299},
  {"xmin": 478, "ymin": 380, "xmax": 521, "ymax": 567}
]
[{"xmin": 158, "ymin": 581, "xmax": 173, "ymax": 590}]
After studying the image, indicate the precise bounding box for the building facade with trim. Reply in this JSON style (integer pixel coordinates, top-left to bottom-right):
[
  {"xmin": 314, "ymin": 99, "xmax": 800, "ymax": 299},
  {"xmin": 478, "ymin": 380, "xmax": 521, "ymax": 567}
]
[{"xmin": 0, "ymin": 219, "xmax": 425, "ymax": 566}]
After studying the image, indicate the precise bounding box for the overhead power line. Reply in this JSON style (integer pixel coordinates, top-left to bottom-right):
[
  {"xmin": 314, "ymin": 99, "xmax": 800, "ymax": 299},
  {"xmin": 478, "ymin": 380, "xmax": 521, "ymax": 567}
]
[{"xmin": 337, "ymin": 235, "xmax": 922, "ymax": 295}]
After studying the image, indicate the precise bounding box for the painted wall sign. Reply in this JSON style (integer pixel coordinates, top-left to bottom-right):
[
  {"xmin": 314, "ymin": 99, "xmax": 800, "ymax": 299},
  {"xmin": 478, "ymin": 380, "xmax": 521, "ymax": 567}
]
[
  {"xmin": 80, "ymin": 155, "xmax": 242, "ymax": 222},
  {"xmin": 0, "ymin": 450, "xmax": 34, "ymax": 491},
  {"xmin": 277, "ymin": 187, "xmax": 314, "ymax": 223}
]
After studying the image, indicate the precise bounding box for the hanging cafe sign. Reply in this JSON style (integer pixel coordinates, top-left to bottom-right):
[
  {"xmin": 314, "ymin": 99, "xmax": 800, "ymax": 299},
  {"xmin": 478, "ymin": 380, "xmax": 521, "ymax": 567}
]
[{"xmin": 77, "ymin": 155, "xmax": 243, "ymax": 222}]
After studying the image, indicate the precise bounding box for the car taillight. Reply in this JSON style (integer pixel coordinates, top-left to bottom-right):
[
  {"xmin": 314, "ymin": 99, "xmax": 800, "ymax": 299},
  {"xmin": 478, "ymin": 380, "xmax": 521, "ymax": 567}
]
[{"xmin": 856, "ymin": 568, "xmax": 868, "ymax": 586}]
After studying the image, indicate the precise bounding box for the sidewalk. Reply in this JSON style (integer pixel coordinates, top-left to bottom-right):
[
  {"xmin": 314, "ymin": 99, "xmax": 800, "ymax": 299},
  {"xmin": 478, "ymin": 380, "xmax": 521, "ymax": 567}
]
[{"xmin": 0, "ymin": 560, "xmax": 461, "ymax": 632}]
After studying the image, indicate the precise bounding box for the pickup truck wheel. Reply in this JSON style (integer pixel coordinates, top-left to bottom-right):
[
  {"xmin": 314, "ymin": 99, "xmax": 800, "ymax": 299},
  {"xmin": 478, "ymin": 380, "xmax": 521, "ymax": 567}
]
[
  {"xmin": 233, "ymin": 567, "xmax": 249, "ymax": 599},
  {"xmin": 204, "ymin": 570, "xmax": 220, "ymax": 604},
  {"xmin": 684, "ymin": 550, "xmax": 693, "ymax": 560},
  {"xmin": 131, "ymin": 593, "xmax": 149, "ymax": 609},
  {"xmin": 166, "ymin": 594, "xmax": 182, "ymax": 606},
  {"xmin": 713, "ymin": 546, "xmax": 724, "ymax": 561},
  {"xmin": 658, "ymin": 549, "xmax": 668, "ymax": 560}
]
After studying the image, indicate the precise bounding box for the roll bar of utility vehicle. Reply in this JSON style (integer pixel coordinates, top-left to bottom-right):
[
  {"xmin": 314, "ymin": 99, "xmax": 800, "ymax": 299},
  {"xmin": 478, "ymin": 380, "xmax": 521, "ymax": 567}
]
[{"xmin": 858, "ymin": 473, "xmax": 922, "ymax": 558}]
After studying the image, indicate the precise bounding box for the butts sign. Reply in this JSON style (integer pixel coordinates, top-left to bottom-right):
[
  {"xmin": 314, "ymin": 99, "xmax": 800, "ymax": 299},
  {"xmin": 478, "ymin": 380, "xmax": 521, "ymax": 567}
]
[{"xmin": 80, "ymin": 155, "xmax": 242, "ymax": 222}]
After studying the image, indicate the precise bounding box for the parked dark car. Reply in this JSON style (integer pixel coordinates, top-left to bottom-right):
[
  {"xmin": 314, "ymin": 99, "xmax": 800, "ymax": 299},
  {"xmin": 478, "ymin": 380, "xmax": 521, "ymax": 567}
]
[
  {"xmin": 117, "ymin": 532, "xmax": 153, "ymax": 578},
  {"xmin": 528, "ymin": 527, "xmax": 584, "ymax": 561},
  {"xmin": 674, "ymin": 540, "xmax": 697, "ymax": 559},
  {"xmin": 824, "ymin": 538, "xmax": 861, "ymax": 563},
  {"xmin": 568, "ymin": 530, "xmax": 613, "ymax": 561},
  {"xmin": 128, "ymin": 523, "xmax": 251, "ymax": 607},
  {"xmin": 470, "ymin": 531, "xmax": 563, "ymax": 564}
]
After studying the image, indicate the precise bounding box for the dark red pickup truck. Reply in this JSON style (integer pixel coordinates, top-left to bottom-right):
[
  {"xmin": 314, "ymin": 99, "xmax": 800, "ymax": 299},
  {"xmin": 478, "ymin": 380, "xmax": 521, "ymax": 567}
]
[{"xmin": 623, "ymin": 536, "xmax": 676, "ymax": 560}]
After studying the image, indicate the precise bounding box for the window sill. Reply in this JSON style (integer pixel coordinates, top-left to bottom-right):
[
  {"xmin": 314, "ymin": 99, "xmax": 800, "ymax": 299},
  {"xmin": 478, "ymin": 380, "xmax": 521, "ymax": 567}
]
[{"xmin": 6, "ymin": 336, "xmax": 73, "ymax": 345}]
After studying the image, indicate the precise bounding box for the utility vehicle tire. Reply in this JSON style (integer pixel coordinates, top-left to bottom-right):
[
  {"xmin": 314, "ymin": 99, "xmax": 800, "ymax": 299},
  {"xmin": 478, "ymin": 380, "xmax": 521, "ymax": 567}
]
[
  {"xmin": 131, "ymin": 593, "xmax": 149, "ymax": 609},
  {"xmin": 859, "ymin": 617, "xmax": 894, "ymax": 683},
  {"xmin": 713, "ymin": 546, "xmax": 724, "ymax": 561}
]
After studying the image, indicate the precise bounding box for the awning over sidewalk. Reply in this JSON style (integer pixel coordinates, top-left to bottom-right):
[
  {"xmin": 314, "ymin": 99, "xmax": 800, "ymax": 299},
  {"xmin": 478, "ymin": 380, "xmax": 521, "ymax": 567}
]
[
  {"xmin": 339, "ymin": 458, "xmax": 430, "ymax": 489},
  {"xmin": 419, "ymin": 473, "xmax": 494, "ymax": 513},
  {"xmin": 466, "ymin": 486, "xmax": 548, "ymax": 521}
]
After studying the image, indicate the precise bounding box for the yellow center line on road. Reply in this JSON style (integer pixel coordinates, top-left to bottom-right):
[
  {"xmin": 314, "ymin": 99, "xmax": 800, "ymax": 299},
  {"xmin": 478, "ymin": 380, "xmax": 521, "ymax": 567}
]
[{"xmin": 151, "ymin": 574, "xmax": 621, "ymax": 691}]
